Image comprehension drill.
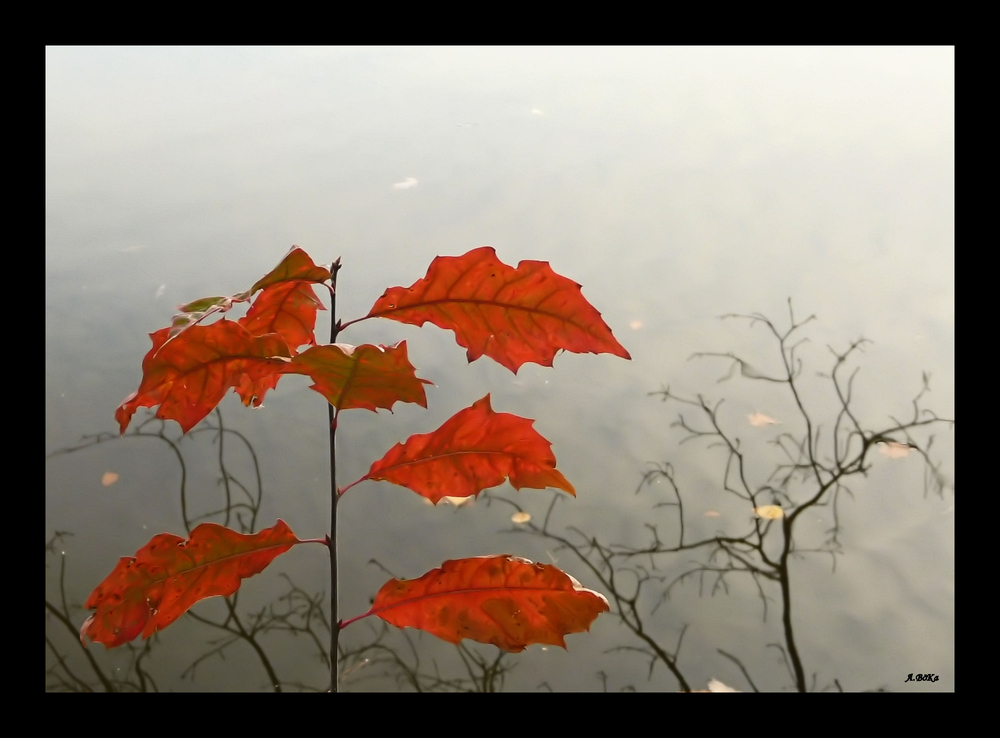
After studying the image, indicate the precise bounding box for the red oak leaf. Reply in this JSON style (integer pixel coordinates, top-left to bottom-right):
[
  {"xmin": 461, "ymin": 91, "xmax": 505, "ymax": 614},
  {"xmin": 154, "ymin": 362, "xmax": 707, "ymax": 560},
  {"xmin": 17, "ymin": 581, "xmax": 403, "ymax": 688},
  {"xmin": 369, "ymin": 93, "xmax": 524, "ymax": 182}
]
[
  {"xmin": 237, "ymin": 246, "xmax": 332, "ymax": 352},
  {"xmin": 115, "ymin": 322, "xmax": 291, "ymax": 435},
  {"xmin": 249, "ymin": 245, "xmax": 332, "ymax": 294},
  {"xmin": 344, "ymin": 394, "xmax": 574, "ymax": 502},
  {"xmin": 233, "ymin": 369, "xmax": 283, "ymax": 410},
  {"xmin": 363, "ymin": 246, "xmax": 631, "ymax": 373},
  {"xmin": 81, "ymin": 520, "xmax": 303, "ymax": 648},
  {"xmin": 238, "ymin": 280, "xmax": 326, "ymax": 353},
  {"xmin": 289, "ymin": 341, "xmax": 430, "ymax": 413},
  {"xmin": 361, "ymin": 555, "xmax": 609, "ymax": 652},
  {"xmin": 165, "ymin": 246, "xmax": 330, "ymax": 343}
]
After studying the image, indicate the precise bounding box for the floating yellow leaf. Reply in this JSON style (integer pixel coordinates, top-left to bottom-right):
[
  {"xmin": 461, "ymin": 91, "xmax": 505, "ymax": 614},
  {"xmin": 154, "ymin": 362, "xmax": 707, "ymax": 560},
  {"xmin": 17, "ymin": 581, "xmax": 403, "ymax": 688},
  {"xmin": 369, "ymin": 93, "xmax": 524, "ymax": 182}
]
[
  {"xmin": 704, "ymin": 510, "xmax": 721, "ymax": 518},
  {"xmin": 877, "ymin": 441, "xmax": 912, "ymax": 459},
  {"xmin": 101, "ymin": 472, "xmax": 119, "ymax": 487},
  {"xmin": 511, "ymin": 511, "xmax": 531, "ymax": 524},
  {"xmin": 748, "ymin": 412, "xmax": 779, "ymax": 427},
  {"xmin": 754, "ymin": 505, "xmax": 784, "ymax": 520}
]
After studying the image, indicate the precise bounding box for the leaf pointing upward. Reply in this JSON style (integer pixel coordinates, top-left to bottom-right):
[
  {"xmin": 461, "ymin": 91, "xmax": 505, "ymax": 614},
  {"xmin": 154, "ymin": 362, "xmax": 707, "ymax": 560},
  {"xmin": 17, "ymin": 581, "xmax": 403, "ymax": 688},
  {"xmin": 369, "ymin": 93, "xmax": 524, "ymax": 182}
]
[
  {"xmin": 249, "ymin": 245, "xmax": 332, "ymax": 294},
  {"xmin": 238, "ymin": 247, "xmax": 331, "ymax": 352},
  {"xmin": 359, "ymin": 555, "xmax": 609, "ymax": 652},
  {"xmin": 167, "ymin": 245, "xmax": 330, "ymax": 344},
  {"xmin": 238, "ymin": 281, "xmax": 325, "ymax": 353},
  {"xmin": 364, "ymin": 246, "xmax": 631, "ymax": 373},
  {"xmin": 343, "ymin": 395, "xmax": 574, "ymax": 502},
  {"xmin": 81, "ymin": 520, "xmax": 304, "ymax": 648}
]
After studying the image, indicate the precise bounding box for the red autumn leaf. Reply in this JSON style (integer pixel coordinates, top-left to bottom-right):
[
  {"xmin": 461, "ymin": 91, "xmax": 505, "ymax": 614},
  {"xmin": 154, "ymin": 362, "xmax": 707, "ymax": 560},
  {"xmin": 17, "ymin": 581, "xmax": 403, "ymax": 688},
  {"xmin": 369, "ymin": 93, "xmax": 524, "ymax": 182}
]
[
  {"xmin": 238, "ymin": 280, "xmax": 326, "ymax": 353},
  {"xmin": 233, "ymin": 369, "xmax": 283, "ymax": 410},
  {"xmin": 237, "ymin": 246, "xmax": 332, "ymax": 352},
  {"xmin": 343, "ymin": 394, "xmax": 574, "ymax": 502},
  {"xmin": 363, "ymin": 246, "xmax": 631, "ymax": 373},
  {"xmin": 249, "ymin": 245, "xmax": 332, "ymax": 294},
  {"xmin": 360, "ymin": 555, "xmax": 609, "ymax": 652},
  {"xmin": 288, "ymin": 341, "xmax": 430, "ymax": 413},
  {"xmin": 115, "ymin": 321, "xmax": 292, "ymax": 435},
  {"xmin": 81, "ymin": 520, "xmax": 303, "ymax": 648},
  {"xmin": 165, "ymin": 246, "xmax": 330, "ymax": 343}
]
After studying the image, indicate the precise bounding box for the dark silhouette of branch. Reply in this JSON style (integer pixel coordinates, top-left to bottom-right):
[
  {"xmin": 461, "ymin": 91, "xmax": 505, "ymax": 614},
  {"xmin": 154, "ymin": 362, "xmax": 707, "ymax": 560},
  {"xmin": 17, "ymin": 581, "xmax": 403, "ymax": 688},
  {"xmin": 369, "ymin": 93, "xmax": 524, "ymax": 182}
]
[
  {"xmin": 490, "ymin": 300, "xmax": 952, "ymax": 692},
  {"xmin": 48, "ymin": 408, "xmax": 515, "ymax": 693},
  {"xmin": 337, "ymin": 620, "xmax": 517, "ymax": 692},
  {"xmin": 46, "ymin": 300, "xmax": 952, "ymax": 691}
]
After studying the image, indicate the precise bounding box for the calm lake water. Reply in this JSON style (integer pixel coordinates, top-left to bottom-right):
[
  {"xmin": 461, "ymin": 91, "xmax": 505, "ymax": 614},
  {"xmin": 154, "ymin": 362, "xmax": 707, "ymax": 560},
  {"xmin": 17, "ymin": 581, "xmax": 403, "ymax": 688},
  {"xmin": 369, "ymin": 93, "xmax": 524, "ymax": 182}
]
[{"xmin": 46, "ymin": 46, "xmax": 954, "ymax": 692}]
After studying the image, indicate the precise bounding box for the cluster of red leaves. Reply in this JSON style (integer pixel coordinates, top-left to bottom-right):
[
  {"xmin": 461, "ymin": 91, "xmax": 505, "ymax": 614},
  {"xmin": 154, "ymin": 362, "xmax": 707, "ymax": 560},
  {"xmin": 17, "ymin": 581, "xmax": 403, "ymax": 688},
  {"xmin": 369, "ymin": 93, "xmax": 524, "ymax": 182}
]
[
  {"xmin": 115, "ymin": 248, "xmax": 333, "ymax": 434},
  {"xmin": 87, "ymin": 245, "xmax": 629, "ymax": 656}
]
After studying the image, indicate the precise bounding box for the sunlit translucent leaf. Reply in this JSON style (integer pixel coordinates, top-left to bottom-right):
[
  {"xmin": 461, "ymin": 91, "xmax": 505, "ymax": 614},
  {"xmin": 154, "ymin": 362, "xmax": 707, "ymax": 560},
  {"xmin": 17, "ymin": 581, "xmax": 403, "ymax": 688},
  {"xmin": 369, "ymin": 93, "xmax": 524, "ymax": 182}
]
[
  {"xmin": 754, "ymin": 505, "xmax": 784, "ymax": 520},
  {"xmin": 168, "ymin": 314, "xmax": 197, "ymax": 337},
  {"xmin": 177, "ymin": 295, "xmax": 235, "ymax": 315},
  {"xmin": 511, "ymin": 511, "xmax": 532, "ymax": 524},
  {"xmin": 234, "ymin": 369, "xmax": 283, "ymax": 410},
  {"xmin": 168, "ymin": 294, "xmax": 251, "ymax": 339},
  {"xmin": 289, "ymin": 341, "xmax": 430, "ymax": 413},
  {"xmin": 748, "ymin": 412, "xmax": 780, "ymax": 427},
  {"xmin": 239, "ymin": 280, "xmax": 325, "ymax": 353},
  {"xmin": 365, "ymin": 246, "xmax": 631, "ymax": 373},
  {"xmin": 115, "ymin": 322, "xmax": 291, "ymax": 435},
  {"xmin": 164, "ymin": 247, "xmax": 328, "ymax": 345},
  {"xmin": 366, "ymin": 555, "xmax": 609, "ymax": 652},
  {"xmin": 101, "ymin": 472, "xmax": 119, "ymax": 487},
  {"xmin": 81, "ymin": 520, "xmax": 302, "ymax": 648},
  {"xmin": 249, "ymin": 245, "xmax": 331, "ymax": 294},
  {"xmin": 878, "ymin": 441, "xmax": 912, "ymax": 459},
  {"xmin": 350, "ymin": 395, "xmax": 574, "ymax": 503}
]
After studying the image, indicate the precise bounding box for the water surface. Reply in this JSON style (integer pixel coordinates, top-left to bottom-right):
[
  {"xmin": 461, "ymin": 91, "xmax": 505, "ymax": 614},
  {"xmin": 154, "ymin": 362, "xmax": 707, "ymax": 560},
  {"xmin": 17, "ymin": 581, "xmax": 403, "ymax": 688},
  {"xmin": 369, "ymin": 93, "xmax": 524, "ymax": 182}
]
[{"xmin": 46, "ymin": 46, "xmax": 954, "ymax": 692}]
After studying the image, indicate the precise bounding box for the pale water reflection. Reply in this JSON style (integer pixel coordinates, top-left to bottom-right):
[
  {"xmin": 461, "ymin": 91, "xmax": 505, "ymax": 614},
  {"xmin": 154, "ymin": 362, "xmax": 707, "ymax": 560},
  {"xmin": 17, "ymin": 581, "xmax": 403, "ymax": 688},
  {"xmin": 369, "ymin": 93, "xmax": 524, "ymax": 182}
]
[{"xmin": 46, "ymin": 46, "xmax": 953, "ymax": 691}]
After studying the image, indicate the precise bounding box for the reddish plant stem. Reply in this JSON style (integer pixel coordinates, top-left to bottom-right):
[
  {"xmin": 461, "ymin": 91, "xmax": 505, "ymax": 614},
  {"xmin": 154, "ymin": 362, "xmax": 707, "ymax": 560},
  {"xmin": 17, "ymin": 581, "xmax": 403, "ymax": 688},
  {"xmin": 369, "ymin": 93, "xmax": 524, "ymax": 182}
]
[
  {"xmin": 339, "ymin": 609, "xmax": 373, "ymax": 630},
  {"xmin": 337, "ymin": 476, "xmax": 367, "ymax": 496},
  {"xmin": 328, "ymin": 257, "xmax": 343, "ymax": 693},
  {"xmin": 335, "ymin": 315, "xmax": 369, "ymax": 333},
  {"xmin": 300, "ymin": 538, "xmax": 333, "ymax": 546}
]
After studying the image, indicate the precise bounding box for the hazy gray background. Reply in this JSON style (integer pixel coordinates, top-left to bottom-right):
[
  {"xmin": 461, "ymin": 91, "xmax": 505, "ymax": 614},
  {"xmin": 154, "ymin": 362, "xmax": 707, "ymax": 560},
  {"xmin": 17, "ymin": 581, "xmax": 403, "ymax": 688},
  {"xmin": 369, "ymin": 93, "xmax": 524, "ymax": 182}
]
[{"xmin": 46, "ymin": 46, "xmax": 953, "ymax": 691}]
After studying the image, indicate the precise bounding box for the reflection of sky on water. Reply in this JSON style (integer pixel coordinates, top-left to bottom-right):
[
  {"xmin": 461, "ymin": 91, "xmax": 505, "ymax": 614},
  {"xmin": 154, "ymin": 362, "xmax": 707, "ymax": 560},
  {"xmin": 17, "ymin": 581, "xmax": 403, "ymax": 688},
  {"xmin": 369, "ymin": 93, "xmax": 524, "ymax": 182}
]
[{"xmin": 46, "ymin": 47, "xmax": 953, "ymax": 691}]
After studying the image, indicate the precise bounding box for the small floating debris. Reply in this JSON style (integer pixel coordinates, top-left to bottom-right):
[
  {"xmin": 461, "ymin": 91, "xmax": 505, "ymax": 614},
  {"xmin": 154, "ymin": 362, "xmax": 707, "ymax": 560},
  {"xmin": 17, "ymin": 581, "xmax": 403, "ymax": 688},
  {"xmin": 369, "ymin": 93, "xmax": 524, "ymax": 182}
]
[
  {"xmin": 748, "ymin": 412, "xmax": 779, "ymax": 427},
  {"xmin": 754, "ymin": 505, "xmax": 784, "ymax": 520},
  {"xmin": 877, "ymin": 441, "xmax": 912, "ymax": 459}
]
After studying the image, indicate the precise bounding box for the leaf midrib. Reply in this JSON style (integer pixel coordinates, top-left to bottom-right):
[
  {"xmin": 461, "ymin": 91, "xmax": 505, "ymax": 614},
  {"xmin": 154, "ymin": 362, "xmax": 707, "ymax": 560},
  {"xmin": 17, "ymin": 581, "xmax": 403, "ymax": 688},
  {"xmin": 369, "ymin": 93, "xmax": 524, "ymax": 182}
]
[{"xmin": 374, "ymin": 295, "xmax": 598, "ymax": 333}]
